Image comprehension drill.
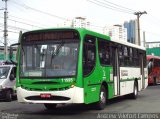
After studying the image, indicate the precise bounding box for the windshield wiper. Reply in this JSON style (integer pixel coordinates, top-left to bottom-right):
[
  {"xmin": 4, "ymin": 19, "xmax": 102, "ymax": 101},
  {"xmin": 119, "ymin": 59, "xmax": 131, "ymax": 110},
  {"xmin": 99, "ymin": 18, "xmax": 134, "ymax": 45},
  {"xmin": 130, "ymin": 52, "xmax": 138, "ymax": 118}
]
[{"xmin": 50, "ymin": 41, "xmax": 64, "ymax": 65}]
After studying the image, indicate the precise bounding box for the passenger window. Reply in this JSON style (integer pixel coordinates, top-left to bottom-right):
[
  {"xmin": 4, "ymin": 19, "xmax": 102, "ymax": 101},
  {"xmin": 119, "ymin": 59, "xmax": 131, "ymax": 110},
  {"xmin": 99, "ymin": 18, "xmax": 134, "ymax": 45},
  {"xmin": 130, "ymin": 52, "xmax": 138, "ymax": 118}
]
[
  {"xmin": 129, "ymin": 48, "xmax": 133, "ymax": 66},
  {"xmin": 83, "ymin": 35, "xmax": 96, "ymax": 76},
  {"xmin": 123, "ymin": 46, "xmax": 129, "ymax": 66},
  {"xmin": 98, "ymin": 40, "xmax": 111, "ymax": 66},
  {"xmin": 133, "ymin": 49, "xmax": 139, "ymax": 67},
  {"xmin": 119, "ymin": 45, "xmax": 124, "ymax": 66}
]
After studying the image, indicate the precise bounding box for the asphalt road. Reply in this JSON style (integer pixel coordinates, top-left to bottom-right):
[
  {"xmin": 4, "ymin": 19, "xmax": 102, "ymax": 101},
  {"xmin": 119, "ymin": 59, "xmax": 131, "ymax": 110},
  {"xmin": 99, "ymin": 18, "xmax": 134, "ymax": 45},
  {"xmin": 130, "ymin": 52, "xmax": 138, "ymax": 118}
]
[{"xmin": 0, "ymin": 85, "xmax": 160, "ymax": 119}]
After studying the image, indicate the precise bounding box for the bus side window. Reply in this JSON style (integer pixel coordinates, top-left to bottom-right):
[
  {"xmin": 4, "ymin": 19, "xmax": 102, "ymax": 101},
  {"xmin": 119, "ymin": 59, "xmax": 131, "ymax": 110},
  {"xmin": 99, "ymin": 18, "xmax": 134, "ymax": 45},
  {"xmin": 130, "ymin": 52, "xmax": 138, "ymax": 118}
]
[
  {"xmin": 119, "ymin": 45, "xmax": 124, "ymax": 66},
  {"xmin": 83, "ymin": 35, "xmax": 96, "ymax": 76},
  {"xmin": 98, "ymin": 40, "xmax": 111, "ymax": 66},
  {"xmin": 129, "ymin": 48, "xmax": 133, "ymax": 66},
  {"xmin": 123, "ymin": 46, "xmax": 129, "ymax": 66},
  {"xmin": 133, "ymin": 48, "xmax": 139, "ymax": 67}
]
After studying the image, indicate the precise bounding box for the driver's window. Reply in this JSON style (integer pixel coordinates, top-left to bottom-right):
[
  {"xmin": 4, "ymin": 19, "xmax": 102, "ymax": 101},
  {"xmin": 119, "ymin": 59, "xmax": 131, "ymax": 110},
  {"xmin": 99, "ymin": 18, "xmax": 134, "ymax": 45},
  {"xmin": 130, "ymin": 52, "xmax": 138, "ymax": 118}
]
[{"xmin": 83, "ymin": 35, "xmax": 96, "ymax": 76}]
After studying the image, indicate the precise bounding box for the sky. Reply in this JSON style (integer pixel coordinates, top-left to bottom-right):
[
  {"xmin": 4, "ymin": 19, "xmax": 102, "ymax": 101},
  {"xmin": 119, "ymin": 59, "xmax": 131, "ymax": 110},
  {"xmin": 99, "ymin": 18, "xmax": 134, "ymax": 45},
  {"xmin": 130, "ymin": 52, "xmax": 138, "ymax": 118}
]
[{"xmin": 0, "ymin": 0, "xmax": 160, "ymax": 46}]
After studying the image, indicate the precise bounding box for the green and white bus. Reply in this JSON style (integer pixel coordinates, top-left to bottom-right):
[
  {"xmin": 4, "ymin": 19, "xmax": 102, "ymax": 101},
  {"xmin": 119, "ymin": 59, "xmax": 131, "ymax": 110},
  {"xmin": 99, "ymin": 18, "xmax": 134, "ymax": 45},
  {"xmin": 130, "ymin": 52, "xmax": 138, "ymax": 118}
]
[{"xmin": 11, "ymin": 28, "xmax": 148, "ymax": 110}]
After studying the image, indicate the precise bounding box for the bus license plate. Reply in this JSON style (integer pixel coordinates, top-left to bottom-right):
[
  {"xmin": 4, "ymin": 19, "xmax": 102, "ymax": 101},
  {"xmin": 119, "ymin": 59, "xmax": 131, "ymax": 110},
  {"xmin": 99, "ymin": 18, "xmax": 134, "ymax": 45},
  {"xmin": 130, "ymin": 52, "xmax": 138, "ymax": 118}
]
[{"xmin": 40, "ymin": 94, "xmax": 51, "ymax": 98}]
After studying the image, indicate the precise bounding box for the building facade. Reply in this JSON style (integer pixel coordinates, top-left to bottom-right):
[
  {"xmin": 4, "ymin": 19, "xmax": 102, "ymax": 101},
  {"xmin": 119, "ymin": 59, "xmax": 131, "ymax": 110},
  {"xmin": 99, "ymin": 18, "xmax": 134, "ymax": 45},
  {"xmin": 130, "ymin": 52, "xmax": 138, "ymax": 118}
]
[
  {"xmin": 124, "ymin": 20, "xmax": 138, "ymax": 45},
  {"xmin": 58, "ymin": 17, "xmax": 90, "ymax": 29},
  {"xmin": 72, "ymin": 17, "xmax": 90, "ymax": 29},
  {"xmin": 103, "ymin": 24, "xmax": 127, "ymax": 41}
]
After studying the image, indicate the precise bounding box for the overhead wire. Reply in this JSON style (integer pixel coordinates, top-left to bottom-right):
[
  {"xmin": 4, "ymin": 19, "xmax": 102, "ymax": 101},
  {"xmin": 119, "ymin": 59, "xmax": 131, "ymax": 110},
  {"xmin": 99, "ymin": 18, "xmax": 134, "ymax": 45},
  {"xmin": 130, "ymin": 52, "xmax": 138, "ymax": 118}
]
[
  {"xmin": 10, "ymin": 0, "xmax": 68, "ymax": 21},
  {"xmin": 9, "ymin": 14, "xmax": 50, "ymax": 27},
  {"xmin": 87, "ymin": 0, "xmax": 160, "ymax": 41},
  {"xmin": 87, "ymin": 0, "xmax": 135, "ymax": 14},
  {"xmin": 97, "ymin": 0, "xmax": 135, "ymax": 13},
  {"xmin": 0, "ymin": 23, "xmax": 29, "ymax": 31},
  {"xmin": 5, "ymin": 0, "xmax": 160, "ymax": 44},
  {"xmin": 0, "ymin": 16, "xmax": 44, "ymax": 29},
  {"xmin": 102, "ymin": 0, "xmax": 136, "ymax": 12}
]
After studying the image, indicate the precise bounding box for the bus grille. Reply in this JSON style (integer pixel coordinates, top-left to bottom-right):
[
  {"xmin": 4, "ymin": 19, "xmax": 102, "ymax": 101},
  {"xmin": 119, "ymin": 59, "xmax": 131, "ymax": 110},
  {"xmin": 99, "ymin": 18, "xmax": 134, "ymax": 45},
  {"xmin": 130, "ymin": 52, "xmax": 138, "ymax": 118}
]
[
  {"xmin": 21, "ymin": 85, "xmax": 70, "ymax": 91},
  {"xmin": 25, "ymin": 96, "xmax": 70, "ymax": 101}
]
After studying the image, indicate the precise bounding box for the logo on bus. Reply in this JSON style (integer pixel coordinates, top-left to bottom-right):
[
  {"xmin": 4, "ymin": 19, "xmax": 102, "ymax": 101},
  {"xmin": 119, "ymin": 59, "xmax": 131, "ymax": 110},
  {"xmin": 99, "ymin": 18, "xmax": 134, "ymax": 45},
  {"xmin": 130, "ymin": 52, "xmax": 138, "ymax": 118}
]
[{"xmin": 121, "ymin": 70, "xmax": 128, "ymax": 76}]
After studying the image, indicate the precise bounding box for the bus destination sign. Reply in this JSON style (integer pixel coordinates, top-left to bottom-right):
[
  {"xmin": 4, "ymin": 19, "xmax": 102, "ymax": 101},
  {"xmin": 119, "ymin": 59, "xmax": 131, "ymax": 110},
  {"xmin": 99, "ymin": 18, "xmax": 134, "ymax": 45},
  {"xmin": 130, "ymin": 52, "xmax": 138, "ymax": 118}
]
[{"xmin": 23, "ymin": 31, "xmax": 79, "ymax": 42}]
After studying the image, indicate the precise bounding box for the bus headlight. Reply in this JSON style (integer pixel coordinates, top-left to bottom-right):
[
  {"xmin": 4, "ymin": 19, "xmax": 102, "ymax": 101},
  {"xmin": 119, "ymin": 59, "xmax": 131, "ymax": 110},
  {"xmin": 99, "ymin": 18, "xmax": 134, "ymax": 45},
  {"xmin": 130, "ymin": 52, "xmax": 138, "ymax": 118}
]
[{"xmin": 71, "ymin": 84, "xmax": 75, "ymax": 88}]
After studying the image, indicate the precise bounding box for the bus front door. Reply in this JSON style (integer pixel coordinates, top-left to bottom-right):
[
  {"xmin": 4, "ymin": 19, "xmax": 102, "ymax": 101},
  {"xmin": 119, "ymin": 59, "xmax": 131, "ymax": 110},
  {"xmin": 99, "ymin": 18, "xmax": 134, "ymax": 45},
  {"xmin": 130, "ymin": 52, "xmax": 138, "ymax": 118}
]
[{"xmin": 113, "ymin": 48, "xmax": 120, "ymax": 96}]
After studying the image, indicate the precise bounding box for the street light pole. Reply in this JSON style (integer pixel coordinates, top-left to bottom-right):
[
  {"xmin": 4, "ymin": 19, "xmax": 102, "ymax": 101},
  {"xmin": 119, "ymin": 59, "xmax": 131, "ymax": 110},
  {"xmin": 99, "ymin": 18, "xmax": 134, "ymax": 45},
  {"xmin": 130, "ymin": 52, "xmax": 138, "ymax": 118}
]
[
  {"xmin": 2, "ymin": 0, "xmax": 8, "ymax": 60},
  {"xmin": 134, "ymin": 11, "xmax": 147, "ymax": 46}
]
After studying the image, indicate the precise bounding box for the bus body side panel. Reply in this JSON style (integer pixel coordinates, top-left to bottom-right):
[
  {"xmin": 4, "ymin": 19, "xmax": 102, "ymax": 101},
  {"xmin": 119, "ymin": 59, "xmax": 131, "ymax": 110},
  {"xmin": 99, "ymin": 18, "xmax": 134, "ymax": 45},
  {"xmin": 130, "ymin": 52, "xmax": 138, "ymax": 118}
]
[
  {"xmin": 83, "ymin": 66, "xmax": 114, "ymax": 104},
  {"xmin": 120, "ymin": 67, "xmax": 141, "ymax": 95},
  {"xmin": 83, "ymin": 35, "xmax": 114, "ymax": 104},
  {"xmin": 83, "ymin": 72, "xmax": 101, "ymax": 104},
  {"xmin": 103, "ymin": 67, "xmax": 114, "ymax": 99}
]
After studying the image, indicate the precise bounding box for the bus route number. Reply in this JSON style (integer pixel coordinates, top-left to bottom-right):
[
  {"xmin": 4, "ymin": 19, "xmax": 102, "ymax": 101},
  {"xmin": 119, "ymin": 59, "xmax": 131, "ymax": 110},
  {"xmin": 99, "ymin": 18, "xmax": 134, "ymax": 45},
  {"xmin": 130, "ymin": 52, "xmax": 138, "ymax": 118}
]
[{"xmin": 62, "ymin": 78, "xmax": 73, "ymax": 83}]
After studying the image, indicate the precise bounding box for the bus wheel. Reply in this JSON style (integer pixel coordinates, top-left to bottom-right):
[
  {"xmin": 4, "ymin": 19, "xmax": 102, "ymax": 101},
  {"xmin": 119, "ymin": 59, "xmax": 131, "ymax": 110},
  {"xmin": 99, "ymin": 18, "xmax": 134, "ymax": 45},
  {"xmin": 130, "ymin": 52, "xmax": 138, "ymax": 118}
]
[
  {"xmin": 44, "ymin": 104, "xmax": 57, "ymax": 110},
  {"xmin": 130, "ymin": 82, "xmax": 138, "ymax": 99},
  {"xmin": 95, "ymin": 85, "xmax": 106, "ymax": 110},
  {"xmin": 6, "ymin": 90, "xmax": 12, "ymax": 102}
]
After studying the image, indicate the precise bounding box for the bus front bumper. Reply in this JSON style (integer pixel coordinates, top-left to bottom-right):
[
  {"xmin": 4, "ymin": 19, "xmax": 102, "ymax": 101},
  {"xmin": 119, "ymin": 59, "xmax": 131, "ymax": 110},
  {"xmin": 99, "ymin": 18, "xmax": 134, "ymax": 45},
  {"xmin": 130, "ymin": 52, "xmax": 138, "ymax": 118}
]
[{"xmin": 17, "ymin": 86, "xmax": 84, "ymax": 104}]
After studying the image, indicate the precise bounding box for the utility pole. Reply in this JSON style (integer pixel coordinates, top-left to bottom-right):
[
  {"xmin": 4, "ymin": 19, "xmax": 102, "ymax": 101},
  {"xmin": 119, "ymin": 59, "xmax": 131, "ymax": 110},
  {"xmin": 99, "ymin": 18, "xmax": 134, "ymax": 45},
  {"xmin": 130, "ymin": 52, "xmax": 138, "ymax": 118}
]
[
  {"xmin": 134, "ymin": 11, "xmax": 147, "ymax": 46},
  {"xmin": 2, "ymin": 0, "xmax": 8, "ymax": 60},
  {"xmin": 143, "ymin": 31, "xmax": 146, "ymax": 47}
]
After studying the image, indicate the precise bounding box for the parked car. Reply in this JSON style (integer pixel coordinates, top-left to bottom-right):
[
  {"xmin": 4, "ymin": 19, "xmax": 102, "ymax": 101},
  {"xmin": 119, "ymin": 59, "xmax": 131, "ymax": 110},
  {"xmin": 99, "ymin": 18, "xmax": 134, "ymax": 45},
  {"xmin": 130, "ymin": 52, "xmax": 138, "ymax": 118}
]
[{"xmin": 0, "ymin": 61, "xmax": 16, "ymax": 101}]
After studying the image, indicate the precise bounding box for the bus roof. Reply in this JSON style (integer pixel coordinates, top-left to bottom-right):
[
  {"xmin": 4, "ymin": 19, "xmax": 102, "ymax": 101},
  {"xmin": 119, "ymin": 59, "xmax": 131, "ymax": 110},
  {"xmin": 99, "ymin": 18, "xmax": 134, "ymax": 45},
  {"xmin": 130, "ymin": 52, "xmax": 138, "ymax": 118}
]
[
  {"xmin": 22, "ymin": 27, "xmax": 146, "ymax": 51},
  {"xmin": 147, "ymin": 55, "xmax": 160, "ymax": 60}
]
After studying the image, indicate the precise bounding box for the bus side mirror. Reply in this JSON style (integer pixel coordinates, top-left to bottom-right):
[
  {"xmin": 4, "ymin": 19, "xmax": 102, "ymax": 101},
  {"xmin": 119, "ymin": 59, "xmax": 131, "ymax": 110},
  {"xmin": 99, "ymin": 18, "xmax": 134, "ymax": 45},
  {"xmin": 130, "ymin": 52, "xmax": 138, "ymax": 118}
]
[{"xmin": 10, "ymin": 43, "xmax": 20, "ymax": 65}]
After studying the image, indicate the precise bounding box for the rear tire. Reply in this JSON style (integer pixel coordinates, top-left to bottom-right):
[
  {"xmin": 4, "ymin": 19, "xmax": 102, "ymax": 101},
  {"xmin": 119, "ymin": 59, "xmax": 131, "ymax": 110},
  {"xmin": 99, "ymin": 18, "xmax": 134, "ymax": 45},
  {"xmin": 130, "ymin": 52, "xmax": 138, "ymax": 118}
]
[
  {"xmin": 130, "ymin": 82, "xmax": 138, "ymax": 99},
  {"xmin": 94, "ymin": 85, "xmax": 106, "ymax": 110},
  {"xmin": 44, "ymin": 104, "xmax": 57, "ymax": 110}
]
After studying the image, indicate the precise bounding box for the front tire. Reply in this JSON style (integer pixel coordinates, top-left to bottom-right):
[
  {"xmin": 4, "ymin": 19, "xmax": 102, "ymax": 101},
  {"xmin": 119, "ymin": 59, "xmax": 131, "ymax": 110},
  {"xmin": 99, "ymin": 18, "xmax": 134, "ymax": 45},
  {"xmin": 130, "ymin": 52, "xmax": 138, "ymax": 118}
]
[
  {"xmin": 94, "ymin": 85, "xmax": 106, "ymax": 110},
  {"xmin": 44, "ymin": 104, "xmax": 57, "ymax": 110}
]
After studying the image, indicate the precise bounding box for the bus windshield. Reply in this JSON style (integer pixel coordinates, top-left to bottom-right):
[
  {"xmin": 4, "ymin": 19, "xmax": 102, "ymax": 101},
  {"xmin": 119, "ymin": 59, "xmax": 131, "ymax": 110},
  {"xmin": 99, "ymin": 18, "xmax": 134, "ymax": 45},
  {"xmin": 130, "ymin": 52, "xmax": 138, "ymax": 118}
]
[
  {"xmin": 20, "ymin": 40, "xmax": 79, "ymax": 78},
  {"xmin": 0, "ymin": 67, "xmax": 10, "ymax": 79}
]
